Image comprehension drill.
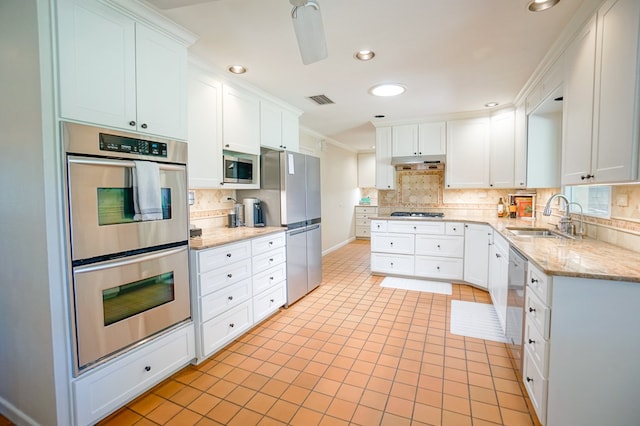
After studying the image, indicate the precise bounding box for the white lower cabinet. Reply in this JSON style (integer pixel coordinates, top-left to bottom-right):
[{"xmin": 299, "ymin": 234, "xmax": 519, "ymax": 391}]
[
  {"xmin": 488, "ymin": 232, "xmax": 509, "ymax": 332},
  {"xmin": 463, "ymin": 223, "xmax": 492, "ymax": 289},
  {"xmin": 191, "ymin": 232, "xmax": 286, "ymax": 362},
  {"xmin": 355, "ymin": 205, "xmax": 378, "ymax": 239},
  {"xmin": 370, "ymin": 220, "xmax": 464, "ymax": 280},
  {"xmin": 73, "ymin": 323, "xmax": 195, "ymax": 426}
]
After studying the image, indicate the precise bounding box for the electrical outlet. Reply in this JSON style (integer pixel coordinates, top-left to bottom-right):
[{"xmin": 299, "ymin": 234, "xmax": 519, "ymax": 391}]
[{"xmin": 188, "ymin": 191, "xmax": 195, "ymax": 206}]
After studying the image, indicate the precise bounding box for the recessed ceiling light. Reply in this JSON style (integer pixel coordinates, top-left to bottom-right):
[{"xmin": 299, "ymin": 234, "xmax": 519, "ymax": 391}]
[
  {"xmin": 228, "ymin": 65, "xmax": 247, "ymax": 74},
  {"xmin": 484, "ymin": 102, "xmax": 499, "ymax": 108},
  {"xmin": 369, "ymin": 83, "xmax": 406, "ymax": 97},
  {"xmin": 355, "ymin": 50, "xmax": 375, "ymax": 61},
  {"xmin": 528, "ymin": 0, "xmax": 560, "ymax": 12}
]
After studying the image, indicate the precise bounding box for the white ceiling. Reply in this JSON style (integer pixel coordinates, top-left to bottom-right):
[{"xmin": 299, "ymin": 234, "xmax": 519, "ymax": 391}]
[{"xmin": 146, "ymin": 0, "xmax": 586, "ymax": 151}]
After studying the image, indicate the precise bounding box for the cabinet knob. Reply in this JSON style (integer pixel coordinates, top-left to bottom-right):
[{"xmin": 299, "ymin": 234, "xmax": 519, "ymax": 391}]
[
  {"xmin": 226, "ymin": 253, "xmax": 232, "ymax": 257},
  {"xmin": 526, "ymin": 376, "xmax": 533, "ymax": 383},
  {"xmin": 269, "ymin": 258, "xmax": 274, "ymax": 262},
  {"xmin": 269, "ymin": 276, "xmax": 274, "ymax": 280},
  {"xmin": 452, "ymin": 227, "xmax": 457, "ymax": 231},
  {"xmin": 228, "ymin": 296, "xmax": 233, "ymax": 300},
  {"xmin": 436, "ymin": 266, "xmax": 440, "ymax": 270},
  {"xmin": 229, "ymin": 323, "xmax": 235, "ymax": 328},
  {"xmin": 225, "ymin": 144, "xmax": 230, "ymax": 148},
  {"xmin": 496, "ymin": 253, "xmax": 501, "ymax": 258},
  {"xmin": 390, "ymin": 242, "xmax": 394, "ymax": 246},
  {"xmin": 390, "ymin": 262, "xmax": 394, "ymax": 267},
  {"xmin": 437, "ymin": 245, "xmax": 441, "ymax": 248},
  {"xmin": 270, "ymin": 298, "xmax": 275, "ymax": 303},
  {"xmin": 129, "ymin": 121, "xmax": 136, "ymax": 126},
  {"xmin": 529, "ymin": 307, "xmax": 536, "ymax": 313},
  {"xmin": 531, "ymin": 278, "xmax": 538, "ymax": 284},
  {"xmin": 144, "ymin": 366, "xmax": 151, "ymax": 372},
  {"xmin": 141, "ymin": 123, "xmax": 148, "ymax": 129},
  {"xmin": 528, "ymin": 339, "xmax": 535, "ymax": 344},
  {"xmin": 227, "ymin": 273, "xmax": 233, "ymax": 278},
  {"xmin": 490, "ymin": 184, "xmax": 494, "ymax": 187},
  {"xmin": 269, "ymin": 241, "xmax": 273, "ymax": 245}
]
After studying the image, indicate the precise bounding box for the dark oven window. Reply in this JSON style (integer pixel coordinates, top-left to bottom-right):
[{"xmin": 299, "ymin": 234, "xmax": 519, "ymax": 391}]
[
  {"xmin": 102, "ymin": 271, "xmax": 175, "ymax": 326},
  {"xmin": 97, "ymin": 187, "xmax": 172, "ymax": 225}
]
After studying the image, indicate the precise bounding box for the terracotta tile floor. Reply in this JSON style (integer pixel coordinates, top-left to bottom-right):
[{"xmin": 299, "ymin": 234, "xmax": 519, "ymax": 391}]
[{"xmin": 1, "ymin": 240, "xmax": 541, "ymax": 426}]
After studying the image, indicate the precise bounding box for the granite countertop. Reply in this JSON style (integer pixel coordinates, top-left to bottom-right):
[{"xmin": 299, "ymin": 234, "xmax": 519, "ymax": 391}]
[
  {"xmin": 190, "ymin": 226, "xmax": 286, "ymax": 250},
  {"xmin": 373, "ymin": 214, "xmax": 640, "ymax": 283}
]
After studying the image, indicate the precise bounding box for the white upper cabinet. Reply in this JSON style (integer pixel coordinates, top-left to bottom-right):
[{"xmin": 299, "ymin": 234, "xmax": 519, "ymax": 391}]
[
  {"xmin": 562, "ymin": 15, "xmax": 597, "ymax": 185},
  {"xmin": 489, "ymin": 110, "xmax": 515, "ymax": 188},
  {"xmin": 591, "ymin": 0, "xmax": 640, "ymax": 183},
  {"xmin": 514, "ymin": 103, "xmax": 528, "ymax": 188},
  {"xmin": 57, "ymin": 0, "xmax": 188, "ymax": 140},
  {"xmin": 375, "ymin": 127, "xmax": 396, "ymax": 190},
  {"xmin": 445, "ymin": 118, "xmax": 490, "ymax": 188},
  {"xmin": 391, "ymin": 122, "xmax": 445, "ymax": 157},
  {"xmin": 187, "ymin": 65, "xmax": 223, "ymax": 188},
  {"xmin": 223, "ymin": 84, "xmax": 261, "ymax": 155},
  {"xmin": 563, "ymin": 0, "xmax": 640, "ymax": 185},
  {"xmin": 260, "ymin": 100, "xmax": 300, "ymax": 152}
]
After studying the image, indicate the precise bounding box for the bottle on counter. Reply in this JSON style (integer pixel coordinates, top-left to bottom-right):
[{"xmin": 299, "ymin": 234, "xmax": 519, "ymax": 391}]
[
  {"xmin": 509, "ymin": 199, "xmax": 517, "ymax": 218},
  {"xmin": 497, "ymin": 197, "xmax": 505, "ymax": 217}
]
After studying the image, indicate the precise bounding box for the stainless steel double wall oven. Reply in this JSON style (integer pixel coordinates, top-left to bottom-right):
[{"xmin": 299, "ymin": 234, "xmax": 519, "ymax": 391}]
[{"xmin": 63, "ymin": 122, "xmax": 191, "ymax": 375}]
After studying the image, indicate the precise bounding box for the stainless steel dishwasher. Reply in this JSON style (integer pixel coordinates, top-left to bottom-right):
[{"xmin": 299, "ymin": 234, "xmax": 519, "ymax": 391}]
[{"xmin": 506, "ymin": 246, "xmax": 527, "ymax": 373}]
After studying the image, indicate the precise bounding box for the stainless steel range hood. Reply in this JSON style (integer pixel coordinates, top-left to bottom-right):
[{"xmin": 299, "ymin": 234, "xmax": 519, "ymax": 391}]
[{"xmin": 390, "ymin": 154, "xmax": 445, "ymax": 166}]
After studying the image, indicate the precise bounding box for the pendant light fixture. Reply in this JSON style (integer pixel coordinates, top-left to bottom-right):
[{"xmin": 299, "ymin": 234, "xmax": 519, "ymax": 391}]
[{"xmin": 290, "ymin": 0, "xmax": 328, "ymax": 65}]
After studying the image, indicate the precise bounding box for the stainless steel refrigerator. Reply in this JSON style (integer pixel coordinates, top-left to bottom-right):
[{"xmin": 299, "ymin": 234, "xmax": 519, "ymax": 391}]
[{"xmin": 238, "ymin": 148, "xmax": 322, "ymax": 306}]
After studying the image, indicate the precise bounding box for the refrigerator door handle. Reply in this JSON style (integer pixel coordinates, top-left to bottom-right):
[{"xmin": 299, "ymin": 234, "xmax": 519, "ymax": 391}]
[{"xmin": 288, "ymin": 228, "xmax": 307, "ymax": 236}]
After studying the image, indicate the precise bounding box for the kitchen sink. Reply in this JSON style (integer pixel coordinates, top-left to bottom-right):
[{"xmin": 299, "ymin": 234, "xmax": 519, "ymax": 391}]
[{"xmin": 505, "ymin": 227, "xmax": 571, "ymax": 238}]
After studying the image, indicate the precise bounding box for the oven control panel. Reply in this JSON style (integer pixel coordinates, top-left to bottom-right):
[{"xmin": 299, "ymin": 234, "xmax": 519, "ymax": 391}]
[{"xmin": 99, "ymin": 133, "xmax": 167, "ymax": 158}]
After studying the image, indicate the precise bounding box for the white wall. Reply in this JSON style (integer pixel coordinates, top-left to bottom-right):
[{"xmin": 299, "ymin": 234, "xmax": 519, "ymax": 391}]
[
  {"xmin": 299, "ymin": 131, "xmax": 360, "ymax": 254},
  {"xmin": 0, "ymin": 1, "xmax": 72, "ymax": 424}
]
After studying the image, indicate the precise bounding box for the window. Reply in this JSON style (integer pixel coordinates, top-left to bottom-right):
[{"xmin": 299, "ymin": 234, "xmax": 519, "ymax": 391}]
[{"xmin": 564, "ymin": 185, "xmax": 611, "ymax": 218}]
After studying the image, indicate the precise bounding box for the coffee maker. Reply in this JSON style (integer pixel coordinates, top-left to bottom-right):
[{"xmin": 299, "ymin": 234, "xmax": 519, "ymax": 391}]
[{"xmin": 242, "ymin": 197, "xmax": 265, "ymax": 227}]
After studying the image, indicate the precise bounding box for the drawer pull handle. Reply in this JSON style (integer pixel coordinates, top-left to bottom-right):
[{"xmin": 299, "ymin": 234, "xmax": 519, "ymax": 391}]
[
  {"xmin": 528, "ymin": 339, "xmax": 535, "ymax": 344},
  {"xmin": 228, "ymin": 296, "xmax": 233, "ymax": 301},
  {"xmin": 270, "ymin": 299, "xmax": 275, "ymax": 303},
  {"xmin": 144, "ymin": 366, "xmax": 151, "ymax": 372},
  {"xmin": 269, "ymin": 258, "xmax": 274, "ymax": 262},
  {"xmin": 496, "ymin": 253, "xmax": 501, "ymax": 258},
  {"xmin": 270, "ymin": 276, "xmax": 274, "ymax": 280},
  {"xmin": 531, "ymin": 278, "xmax": 538, "ymax": 284},
  {"xmin": 229, "ymin": 323, "xmax": 235, "ymax": 328},
  {"xmin": 526, "ymin": 376, "xmax": 533, "ymax": 383},
  {"xmin": 227, "ymin": 273, "xmax": 233, "ymax": 278},
  {"xmin": 269, "ymin": 241, "xmax": 273, "ymax": 245},
  {"xmin": 529, "ymin": 307, "xmax": 536, "ymax": 313},
  {"xmin": 226, "ymin": 253, "xmax": 232, "ymax": 257}
]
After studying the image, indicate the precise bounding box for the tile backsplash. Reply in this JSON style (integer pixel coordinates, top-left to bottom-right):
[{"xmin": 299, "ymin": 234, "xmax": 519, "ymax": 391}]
[{"xmin": 189, "ymin": 188, "xmax": 237, "ymax": 229}]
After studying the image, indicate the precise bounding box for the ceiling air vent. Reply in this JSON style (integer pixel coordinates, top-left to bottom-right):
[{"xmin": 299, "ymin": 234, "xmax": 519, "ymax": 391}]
[{"xmin": 307, "ymin": 94, "xmax": 334, "ymax": 105}]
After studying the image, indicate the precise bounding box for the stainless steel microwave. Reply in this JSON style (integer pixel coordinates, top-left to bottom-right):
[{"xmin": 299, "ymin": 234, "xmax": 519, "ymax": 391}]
[{"xmin": 223, "ymin": 155, "xmax": 254, "ymax": 184}]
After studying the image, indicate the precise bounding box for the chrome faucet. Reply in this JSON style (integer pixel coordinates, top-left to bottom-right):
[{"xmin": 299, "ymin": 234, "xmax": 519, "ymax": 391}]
[
  {"xmin": 569, "ymin": 202, "xmax": 585, "ymax": 237},
  {"xmin": 543, "ymin": 193, "xmax": 572, "ymax": 233}
]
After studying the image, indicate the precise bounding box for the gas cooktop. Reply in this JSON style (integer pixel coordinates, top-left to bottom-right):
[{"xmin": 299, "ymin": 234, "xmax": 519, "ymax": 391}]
[{"xmin": 390, "ymin": 211, "xmax": 445, "ymax": 218}]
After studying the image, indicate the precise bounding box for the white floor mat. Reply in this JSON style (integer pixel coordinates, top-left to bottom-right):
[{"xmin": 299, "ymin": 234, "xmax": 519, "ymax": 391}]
[
  {"xmin": 380, "ymin": 277, "xmax": 452, "ymax": 295},
  {"xmin": 450, "ymin": 300, "xmax": 509, "ymax": 343}
]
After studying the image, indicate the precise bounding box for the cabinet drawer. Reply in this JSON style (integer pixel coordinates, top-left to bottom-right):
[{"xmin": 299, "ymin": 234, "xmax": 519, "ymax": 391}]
[
  {"xmin": 388, "ymin": 220, "xmax": 445, "ymax": 234},
  {"xmin": 201, "ymin": 301, "xmax": 253, "ymax": 357},
  {"xmin": 445, "ymin": 222, "xmax": 464, "ymax": 235},
  {"xmin": 200, "ymin": 279, "xmax": 252, "ymax": 322},
  {"xmin": 528, "ymin": 263, "xmax": 552, "ymax": 305},
  {"xmin": 252, "ymin": 246, "xmax": 286, "ymax": 275},
  {"xmin": 251, "ymin": 232, "xmax": 286, "ymax": 255},
  {"xmin": 371, "ymin": 220, "xmax": 388, "ymax": 233},
  {"xmin": 356, "ymin": 218, "xmax": 372, "ymax": 227},
  {"xmin": 200, "ymin": 257, "xmax": 252, "ymax": 296},
  {"xmin": 253, "ymin": 263, "xmax": 287, "ymax": 294},
  {"xmin": 253, "ymin": 282, "xmax": 286, "ymax": 323},
  {"xmin": 355, "ymin": 206, "xmax": 377, "ymax": 214},
  {"xmin": 525, "ymin": 288, "xmax": 551, "ymax": 339},
  {"xmin": 197, "ymin": 241, "xmax": 251, "ymax": 273},
  {"xmin": 74, "ymin": 324, "xmax": 194, "ymax": 426},
  {"xmin": 415, "ymin": 235, "xmax": 464, "ymax": 257},
  {"xmin": 371, "ymin": 233, "xmax": 414, "ymax": 254},
  {"xmin": 414, "ymin": 256, "xmax": 464, "ymax": 280},
  {"xmin": 524, "ymin": 318, "xmax": 550, "ymax": 376},
  {"xmin": 371, "ymin": 253, "xmax": 414, "ymax": 275},
  {"xmin": 356, "ymin": 226, "xmax": 371, "ymax": 237},
  {"xmin": 523, "ymin": 350, "xmax": 548, "ymax": 425}
]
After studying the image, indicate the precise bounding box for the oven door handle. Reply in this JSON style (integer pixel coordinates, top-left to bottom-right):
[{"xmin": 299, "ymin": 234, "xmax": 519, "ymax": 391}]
[
  {"xmin": 68, "ymin": 156, "xmax": 185, "ymax": 172},
  {"xmin": 73, "ymin": 246, "xmax": 187, "ymax": 274}
]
